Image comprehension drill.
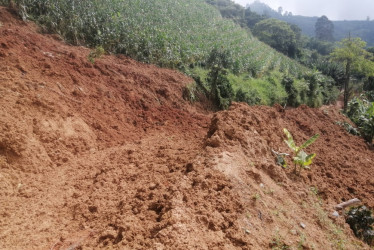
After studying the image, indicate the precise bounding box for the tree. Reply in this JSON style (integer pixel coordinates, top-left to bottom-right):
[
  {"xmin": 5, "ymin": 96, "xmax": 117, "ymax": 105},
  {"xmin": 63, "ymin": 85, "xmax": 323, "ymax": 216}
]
[
  {"xmin": 331, "ymin": 37, "xmax": 374, "ymax": 111},
  {"xmin": 277, "ymin": 6, "xmax": 283, "ymax": 15},
  {"xmin": 244, "ymin": 7, "xmax": 266, "ymax": 28},
  {"xmin": 253, "ymin": 18, "xmax": 300, "ymax": 58},
  {"xmin": 315, "ymin": 15, "xmax": 334, "ymax": 42}
]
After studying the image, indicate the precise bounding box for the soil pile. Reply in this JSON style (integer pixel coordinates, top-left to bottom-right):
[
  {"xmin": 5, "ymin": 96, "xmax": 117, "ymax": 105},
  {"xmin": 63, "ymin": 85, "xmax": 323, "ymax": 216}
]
[{"xmin": 0, "ymin": 7, "xmax": 373, "ymax": 250}]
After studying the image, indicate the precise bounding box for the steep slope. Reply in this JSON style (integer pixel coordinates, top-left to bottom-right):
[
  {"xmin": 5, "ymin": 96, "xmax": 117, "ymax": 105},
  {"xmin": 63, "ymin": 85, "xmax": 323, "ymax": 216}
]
[
  {"xmin": 0, "ymin": 7, "xmax": 373, "ymax": 250},
  {"xmin": 0, "ymin": 0, "xmax": 308, "ymax": 76}
]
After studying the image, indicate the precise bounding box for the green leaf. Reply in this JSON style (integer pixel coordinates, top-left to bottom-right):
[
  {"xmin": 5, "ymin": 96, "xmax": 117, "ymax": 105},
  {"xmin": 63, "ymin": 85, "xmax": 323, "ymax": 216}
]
[
  {"xmin": 300, "ymin": 133, "xmax": 320, "ymax": 150},
  {"xmin": 304, "ymin": 153, "xmax": 316, "ymax": 166},
  {"xmin": 294, "ymin": 151, "xmax": 316, "ymax": 167},
  {"xmin": 283, "ymin": 128, "xmax": 298, "ymax": 152}
]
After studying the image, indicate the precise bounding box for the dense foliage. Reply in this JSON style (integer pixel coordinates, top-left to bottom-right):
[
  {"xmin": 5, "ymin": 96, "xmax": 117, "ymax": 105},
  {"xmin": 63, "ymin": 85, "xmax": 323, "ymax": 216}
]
[
  {"xmin": 206, "ymin": 48, "xmax": 234, "ymax": 109},
  {"xmin": 315, "ymin": 16, "xmax": 334, "ymax": 42},
  {"xmin": 346, "ymin": 206, "xmax": 374, "ymax": 246},
  {"xmin": 331, "ymin": 37, "xmax": 374, "ymax": 111},
  {"xmin": 253, "ymin": 19, "xmax": 301, "ymax": 58},
  {"xmin": 347, "ymin": 96, "xmax": 374, "ymax": 144}
]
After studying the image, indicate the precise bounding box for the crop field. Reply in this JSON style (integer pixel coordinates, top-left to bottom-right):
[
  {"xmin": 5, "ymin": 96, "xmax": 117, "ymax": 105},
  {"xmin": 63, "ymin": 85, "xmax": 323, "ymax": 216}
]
[{"xmin": 1, "ymin": 0, "xmax": 308, "ymax": 75}]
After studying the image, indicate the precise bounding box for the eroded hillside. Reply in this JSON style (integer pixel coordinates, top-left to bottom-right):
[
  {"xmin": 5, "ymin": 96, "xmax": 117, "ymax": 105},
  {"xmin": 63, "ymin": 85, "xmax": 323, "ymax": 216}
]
[{"xmin": 0, "ymin": 7, "xmax": 373, "ymax": 249}]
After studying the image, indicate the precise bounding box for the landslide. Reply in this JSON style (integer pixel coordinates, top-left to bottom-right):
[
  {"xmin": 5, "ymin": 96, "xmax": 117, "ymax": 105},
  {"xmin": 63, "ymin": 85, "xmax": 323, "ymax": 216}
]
[{"xmin": 0, "ymin": 7, "xmax": 373, "ymax": 250}]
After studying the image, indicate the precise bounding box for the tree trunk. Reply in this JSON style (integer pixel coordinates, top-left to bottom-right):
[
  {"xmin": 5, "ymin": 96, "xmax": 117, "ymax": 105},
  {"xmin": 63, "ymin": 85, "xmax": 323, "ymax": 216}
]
[
  {"xmin": 335, "ymin": 198, "xmax": 361, "ymax": 210},
  {"xmin": 343, "ymin": 61, "xmax": 351, "ymax": 112}
]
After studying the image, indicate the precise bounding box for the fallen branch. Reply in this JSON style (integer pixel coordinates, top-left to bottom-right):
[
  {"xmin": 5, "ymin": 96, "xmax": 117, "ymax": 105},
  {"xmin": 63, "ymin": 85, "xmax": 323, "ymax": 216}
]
[{"xmin": 335, "ymin": 198, "xmax": 361, "ymax": 210}]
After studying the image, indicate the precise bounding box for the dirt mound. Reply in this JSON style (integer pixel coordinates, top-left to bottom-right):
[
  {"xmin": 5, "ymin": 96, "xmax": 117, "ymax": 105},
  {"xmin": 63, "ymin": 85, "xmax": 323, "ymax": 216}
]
[
  {"xmin": 205, "ymin": 103, "xmax": 373, "ymax": 207},
  {"xmin": 0, "ymin": 7, "xmax": 373, "ymax": 250},
  {"xmin": 199, "ymin": 102, "xmax": 373, "ymax": 249}
]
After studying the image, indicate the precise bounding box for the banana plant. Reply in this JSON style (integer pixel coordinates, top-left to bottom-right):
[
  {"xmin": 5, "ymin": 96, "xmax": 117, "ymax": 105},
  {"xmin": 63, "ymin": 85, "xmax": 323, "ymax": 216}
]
[{"xmin": 283, "ymin": 128, "xmax": 319, "ymax": 175}]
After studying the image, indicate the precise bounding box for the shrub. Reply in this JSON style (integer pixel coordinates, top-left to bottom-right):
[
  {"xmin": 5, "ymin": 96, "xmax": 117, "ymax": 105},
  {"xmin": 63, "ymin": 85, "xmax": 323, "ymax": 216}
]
[
  {"xmin": 346, "ymin": 206, "xmax": 374, "ymax": 246},
  {"xmin": 88, "ymin": 46, "xmax": 105, "ymax": 64},
  {"xmin": 347, "ymin": 97, "xmax": 374, "ymax": 144},
  {"xmin": 206, "ymin": 48, "xmax": 234, "ymax": 109},
  {"xmin": 207, "ymin": 65, "xmax": 233, "ymax": 110},
  {"xmin": 281, "ymin": 76, "xmax": 299, "ymax": 107},
  {"xmin": 235, "ymin": 88, "xmax": 261, "ymax": 105}
]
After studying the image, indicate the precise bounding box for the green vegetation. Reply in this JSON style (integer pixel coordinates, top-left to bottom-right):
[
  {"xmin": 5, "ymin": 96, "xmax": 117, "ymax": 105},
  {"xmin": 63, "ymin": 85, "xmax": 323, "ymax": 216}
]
[
  {"xmin": 0, "ymin": 0, "xmax": 344, "ymax": 110},
  {"xmin": 315, "ymin": 15, "xmax": 334, "ymax": 42},
  {"xmin": 188, "ymin": 66, "xmax": 338, "ymax": 108},
  {"xmin": 0, "ymin": 0, "xmax": 307, "ymax": 76},
  {"xmin": 346, "ymin": 206, "xmax": 374, "ymax": 246},
  {"xmin": 88, "ymin": 46, "xmax": 105, "ymax": 64},
  {"xmin": 335, "ymin": 121, "xmax": 360, "ymax": 136},
  {"xmin": 283, "ymin": 128, "xmax": 319, "ymax": 175},
  {"xmin": 205, "ymin": 48, "xmax": 234, "ymax": 109},
  {"xmin": 331, "ymin": 37, "xmax": 374, "ymax": 111},
  {"xmin": 253, "ymin": 19, "xmax": 301, "ymax": 58},
  {"xmin": 248, "ymin": 1, "xmax": 374, "ymax": 47},
  {"xmin": 347, "ymin": 96, "xmax": 374, "ymax": 144}
]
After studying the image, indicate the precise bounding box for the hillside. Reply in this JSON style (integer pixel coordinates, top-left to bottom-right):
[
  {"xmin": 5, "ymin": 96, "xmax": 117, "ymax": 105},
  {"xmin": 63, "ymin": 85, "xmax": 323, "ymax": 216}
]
[
  {"xmin": 0, "ymin": 0, "xmax": 308, "ymax": 76},
  {"xmin": 0, "ymin": 6, "xmax": 373, "ymax": 250},
  {"xmin": 248, "ymin": 1, "xmax": 374, "ymax": 46}
]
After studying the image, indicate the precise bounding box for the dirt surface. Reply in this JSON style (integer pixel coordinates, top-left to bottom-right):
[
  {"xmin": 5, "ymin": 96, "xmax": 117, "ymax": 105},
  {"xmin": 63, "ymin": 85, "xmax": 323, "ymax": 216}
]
[{"xmin": 0, "ymin": 7, "xmax": 373, "ymax": 249}]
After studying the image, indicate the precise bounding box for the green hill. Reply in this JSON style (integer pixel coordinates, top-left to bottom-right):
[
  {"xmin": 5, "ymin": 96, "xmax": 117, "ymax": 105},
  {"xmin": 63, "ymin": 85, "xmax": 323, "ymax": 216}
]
[{"xmin": 248, "ymin": 1, "xmax": 374, "ymax": 46}]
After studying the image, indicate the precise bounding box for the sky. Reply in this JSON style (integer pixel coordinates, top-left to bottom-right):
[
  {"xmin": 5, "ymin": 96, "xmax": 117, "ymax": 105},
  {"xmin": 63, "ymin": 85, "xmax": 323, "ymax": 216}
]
[{"xmin": 232, "ymin": 0, "xmax": 374, "ymax": 21}]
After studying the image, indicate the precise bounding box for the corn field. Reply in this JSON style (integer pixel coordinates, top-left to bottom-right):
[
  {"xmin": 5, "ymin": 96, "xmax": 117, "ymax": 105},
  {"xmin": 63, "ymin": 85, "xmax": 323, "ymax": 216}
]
[{"xmin": 0, "ymin": 0, "xmax": 308, "ymax": 75}]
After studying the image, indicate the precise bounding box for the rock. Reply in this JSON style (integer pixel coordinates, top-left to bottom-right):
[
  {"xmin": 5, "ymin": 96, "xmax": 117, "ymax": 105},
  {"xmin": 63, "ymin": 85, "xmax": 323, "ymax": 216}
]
[
  {"xmin": 149, "ymin": 183, "xmax": 157, "ymax": 190},
  {"xmin": 300, "ymin": 222, "xmax": 306, "ymax": 229},
  {"xmin": 332, "ymin": 211, "xmax": 339, "ymax": 217}
]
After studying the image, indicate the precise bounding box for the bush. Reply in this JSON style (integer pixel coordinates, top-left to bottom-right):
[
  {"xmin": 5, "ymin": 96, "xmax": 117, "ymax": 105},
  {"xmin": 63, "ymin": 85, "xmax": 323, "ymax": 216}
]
[
  {"xmin": 207, "ymin": 66, "xmax": 233, "ymax": 109},
  {"xmin": 346, "ymin": 206, "xmax": 374, "ymax": 246},
  {"xmin": 347, "ymin": 96, "xmax": 374, "ymax": 144},
  {"xmin": 206, "ymin": 48, "xmax": 235, "ymax": 109},
  {"xmin": 281, "ymin": 76, "xmax": 299, "ymax": 107},
  {"xmin": 235, "ymin": 88, "xmax": 261, "ymax": 105}
]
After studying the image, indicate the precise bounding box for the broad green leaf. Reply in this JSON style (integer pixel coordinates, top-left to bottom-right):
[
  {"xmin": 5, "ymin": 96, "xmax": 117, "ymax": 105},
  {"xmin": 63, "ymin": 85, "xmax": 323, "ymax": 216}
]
[
  {"xmin": 283, "ymin": 128, "xmax": 298, "ymax": 152},
  {"xmin": 300, "ymin": 133, "xmax": 320, "ymax": 150}
]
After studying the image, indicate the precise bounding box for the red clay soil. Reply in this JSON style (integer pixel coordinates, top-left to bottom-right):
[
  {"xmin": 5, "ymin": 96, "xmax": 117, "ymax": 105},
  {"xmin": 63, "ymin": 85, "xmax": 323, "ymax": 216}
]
[{"xmin": 0, "ymin": 7, "xmax": 373, "ymax": 250}]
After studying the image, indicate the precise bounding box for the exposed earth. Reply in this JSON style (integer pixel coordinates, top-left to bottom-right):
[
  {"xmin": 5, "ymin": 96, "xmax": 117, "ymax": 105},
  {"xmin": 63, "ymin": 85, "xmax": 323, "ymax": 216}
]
[{"xmin": 0, "ymin": 7, "xmax": 373, "ymax": 250}]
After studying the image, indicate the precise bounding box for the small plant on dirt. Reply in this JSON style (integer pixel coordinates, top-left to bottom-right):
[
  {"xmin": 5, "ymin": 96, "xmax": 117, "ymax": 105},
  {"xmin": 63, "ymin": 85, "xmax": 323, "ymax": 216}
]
[
  {"xmin": 252, "ymin": 193, "xmax": 261, "ymax": 201},
  {"xmin": 297, "ymin": 233, "xmax": 306, "ymax": 250},
  {"xmin": 346, "ymin": 206, "xmax": 374, "ymax": 246},
  {"xmin": 283, "ymin": 128, "xmax": 319, "ymax": 175},
  {"xmin": 335, "ymin": 121, "xmax": 360, "ymax": 136},
  {"xmin": 88, "ymin": 46, "xmax": 105, "ymax": 64},
  {"xmin": 270, "ymin": 230, "xmax": 289, "ymax": 250},
  {"xmin": 182, "ymin": 82, "xmax": 197, "ymax": 103}
]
